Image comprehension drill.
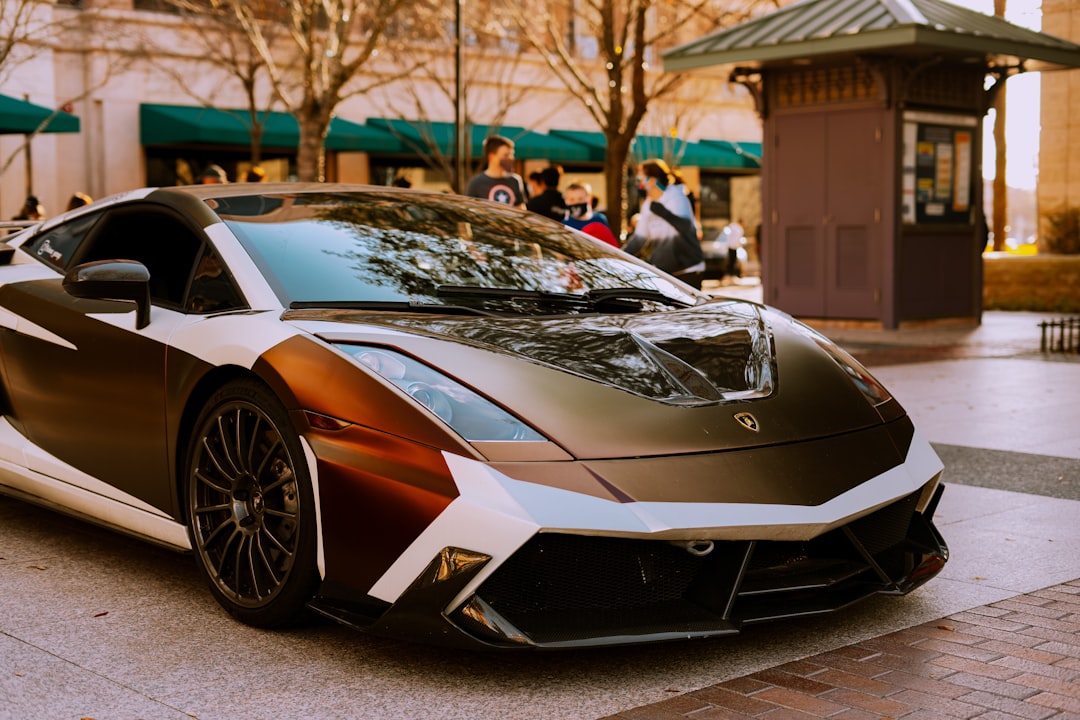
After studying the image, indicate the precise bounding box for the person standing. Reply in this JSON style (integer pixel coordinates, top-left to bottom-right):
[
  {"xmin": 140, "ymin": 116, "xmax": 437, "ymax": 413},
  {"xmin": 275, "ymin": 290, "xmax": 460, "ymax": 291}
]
[
  {"xmin": 723, "ymin": 218, "xmax": 745, "ymax": 279},
  {"xmin": 66, "ymin": 192, "xmax": 93, "ymax": 211},
  {"xmin": 11, "ymin": 195, "xmax": 45, "ymax": 221},
  {"xmin": 526, "ymin": 165, "xmax": 567, "ymax": 221},
  {"xmin": 622, "ymin": 158, "xmax": 705, "ymax": 288},
  {"xmin": 464, "ymin": 135, "xmax": 525, "ymax": 207},
  {"xmin": 526, "ymin": 171, "xmax": 544, "ymax": 201},
  {"xmin": 200, "ymin": 164, "xmax": 229, "ymax": 184},
  {"xmin": 562, "ymin": 182, "xmax": 618, "ymax": 247}
]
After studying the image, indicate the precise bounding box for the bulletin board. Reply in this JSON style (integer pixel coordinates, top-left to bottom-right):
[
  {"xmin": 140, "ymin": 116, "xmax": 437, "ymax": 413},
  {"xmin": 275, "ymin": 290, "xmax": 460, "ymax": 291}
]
[{"xmin": 901, "ymin": 111, "xmax": 976, "ymax": 225}]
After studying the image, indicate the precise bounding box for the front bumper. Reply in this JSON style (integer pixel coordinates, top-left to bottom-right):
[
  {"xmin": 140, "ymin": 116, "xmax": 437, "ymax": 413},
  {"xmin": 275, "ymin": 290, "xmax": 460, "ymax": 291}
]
[
  {"xmin": 306, "ymin": 417, "xmax": 948, "ymax": 649},
  {"xmin": 311, "ymin": 482, "xmax": 947, "ymax": 649},
  {"xmin": 460, "ymin": 485, "xmax": 946, "ymax": 648}
]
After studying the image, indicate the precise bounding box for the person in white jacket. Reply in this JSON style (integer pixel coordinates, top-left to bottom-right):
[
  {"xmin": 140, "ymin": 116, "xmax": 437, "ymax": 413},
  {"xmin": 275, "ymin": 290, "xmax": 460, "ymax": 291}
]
[{"xmin": 622, "ymin": 158, "xmax": 705, "ymax": 288}]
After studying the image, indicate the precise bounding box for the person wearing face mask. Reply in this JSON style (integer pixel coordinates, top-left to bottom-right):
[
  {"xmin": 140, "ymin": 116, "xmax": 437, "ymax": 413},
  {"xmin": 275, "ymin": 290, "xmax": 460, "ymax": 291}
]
[
  {"xmin": 526, "ymin": 171, "xmax": 545, "ymax": 202},
  {"xmin": 526, "ymin": 165, "xmax": 568, "ymax": 221},
  {"xmin": 464, "ymin": 135, "xmax": 526, "ymax": 207},
  {"xmin": 622, "ymin": 158, "xmax": 705, "ymax": 289},
  {"xmin": 562, "ymin": 182, "xmax": 618, "ymax": 247}
]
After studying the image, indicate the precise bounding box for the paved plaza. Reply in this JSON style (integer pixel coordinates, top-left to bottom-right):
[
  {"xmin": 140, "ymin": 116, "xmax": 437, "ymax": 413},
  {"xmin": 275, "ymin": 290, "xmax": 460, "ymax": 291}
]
[{"xmin": 2, "ymin": 301, "xmax": 1079, "ymax": 719}]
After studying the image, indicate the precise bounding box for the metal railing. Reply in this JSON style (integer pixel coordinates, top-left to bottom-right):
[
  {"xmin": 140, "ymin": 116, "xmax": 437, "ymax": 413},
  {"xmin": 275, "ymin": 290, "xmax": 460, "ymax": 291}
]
[{"xmin": 1039, "ymin": 317, "xmax": 1080, "ymax": 354}]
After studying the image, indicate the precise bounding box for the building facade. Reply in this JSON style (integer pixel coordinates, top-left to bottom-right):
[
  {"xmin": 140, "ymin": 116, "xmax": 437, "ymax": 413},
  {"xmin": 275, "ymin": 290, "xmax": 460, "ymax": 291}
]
[
  {"xmin": 1040, "ymin": 0, "xmax": 1080, "ymax": 221},
  {"xmin": 0, "ymin": 0, "xmax": 763, "ymax": 233}
]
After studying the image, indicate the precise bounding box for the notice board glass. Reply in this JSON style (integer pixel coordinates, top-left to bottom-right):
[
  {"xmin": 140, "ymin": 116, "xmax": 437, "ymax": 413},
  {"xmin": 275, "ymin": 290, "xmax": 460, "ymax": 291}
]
[{"xmin": 901, "ymin": 111, "xmax": 977, "ymax": 225}]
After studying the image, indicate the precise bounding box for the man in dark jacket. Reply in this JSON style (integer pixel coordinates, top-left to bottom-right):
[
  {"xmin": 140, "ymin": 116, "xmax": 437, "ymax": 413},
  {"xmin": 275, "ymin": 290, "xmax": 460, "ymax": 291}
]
[{"xmin": 526, "ymin": 165, "xmax": 567, "ymax": 221}]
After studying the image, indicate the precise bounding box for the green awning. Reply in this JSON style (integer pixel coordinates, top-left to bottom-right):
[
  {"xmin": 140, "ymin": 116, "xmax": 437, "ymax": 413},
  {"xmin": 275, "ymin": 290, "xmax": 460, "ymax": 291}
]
[
  {"xmin": 137, "ymin": 106, "xmax": 760, "ymax": 168},
  {"xmin": 139, "ymin": 104, "xmax": 407, "ymax": 153},
  {"xmin": 367, "ymin": 119, "xmax": 598, "ymax": 163},
  {"xmin": 547, "ymin": 130, "xmax": 608, "ymax": 162},
  {"xmin": 698, "ymin": 140, "xmax": 763, "ymax": 169},
  {"xmin": 0, "ymin": 94, "xmax": 80, "ymax": 134},
  {"xmin": 632, "ymin": 135, "xmax": 762, "ymax": 170},
  {"xmin": 326, "ymin": 119, "xmax": 408, "ymax": 153},
  {"xmin": 546, "ymin": 130, "xmax": 760, "ymax": 169}
]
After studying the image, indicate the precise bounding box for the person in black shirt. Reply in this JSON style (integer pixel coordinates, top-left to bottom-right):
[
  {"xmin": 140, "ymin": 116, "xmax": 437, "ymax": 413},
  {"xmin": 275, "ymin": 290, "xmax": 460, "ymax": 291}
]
[{"xmin": 526, "ymin": 165, "xmax": 567, "ymax": 221}]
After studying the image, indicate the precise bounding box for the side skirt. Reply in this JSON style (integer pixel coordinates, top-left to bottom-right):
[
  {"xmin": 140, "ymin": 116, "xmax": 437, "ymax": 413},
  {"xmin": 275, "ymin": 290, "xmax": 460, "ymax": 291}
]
[{"xmin": 0, "ymin": 444, "xmax": 189, "ymax": 551}]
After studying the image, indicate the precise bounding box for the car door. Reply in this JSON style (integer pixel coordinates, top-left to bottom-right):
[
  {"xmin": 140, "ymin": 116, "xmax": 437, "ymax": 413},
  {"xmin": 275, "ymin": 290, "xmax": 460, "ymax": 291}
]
[{"xmin": 0, "ymin": 203, "xmax": 205, "ymax": 515}]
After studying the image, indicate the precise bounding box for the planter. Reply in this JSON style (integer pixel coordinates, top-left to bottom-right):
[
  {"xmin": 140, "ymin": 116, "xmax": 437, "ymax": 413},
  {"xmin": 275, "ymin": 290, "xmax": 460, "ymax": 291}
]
[{"xmin": 983, "ymin": 254, "xmax": 1080, "ymax": 313}]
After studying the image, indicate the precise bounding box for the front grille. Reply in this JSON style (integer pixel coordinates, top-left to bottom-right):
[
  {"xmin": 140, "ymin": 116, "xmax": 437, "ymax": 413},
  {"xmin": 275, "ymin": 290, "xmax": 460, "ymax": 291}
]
[
  {"xmin": 476, "ymin": 534, "xmax": 701, "ymax": 616},
  {"xmin": 463, "ymin": 490, "xmax": 934, "ymax": 645},
  {"xmin": 849, "ymin": 492, "xmax": 920, "ymax": 554}
]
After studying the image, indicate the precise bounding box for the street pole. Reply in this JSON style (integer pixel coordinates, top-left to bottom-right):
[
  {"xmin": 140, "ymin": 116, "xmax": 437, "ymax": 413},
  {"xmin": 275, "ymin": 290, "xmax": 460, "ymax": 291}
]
[
  {"xmin": 24, "ymin": 134, "xmax": 33, "ymax": 199},
  {"xmin": 454, "ymin": 0, "xmax": 466, "ymax": 193},
  {"xmin": 23, "ymin": 94, "xmax": 34, "ymax": 199}
]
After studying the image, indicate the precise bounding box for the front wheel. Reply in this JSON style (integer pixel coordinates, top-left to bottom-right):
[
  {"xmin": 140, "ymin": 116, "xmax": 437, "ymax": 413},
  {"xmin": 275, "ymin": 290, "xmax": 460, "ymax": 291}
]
[{"xmin": 185, "ymin": 378, "xmax": 318, "ymax": 628}]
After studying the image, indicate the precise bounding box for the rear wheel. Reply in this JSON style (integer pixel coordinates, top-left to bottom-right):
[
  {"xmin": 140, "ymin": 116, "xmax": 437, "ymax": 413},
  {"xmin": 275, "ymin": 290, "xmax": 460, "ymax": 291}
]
[{"xmin": 185, "ymin": 378, "xmax": 318, "ymax": 627}]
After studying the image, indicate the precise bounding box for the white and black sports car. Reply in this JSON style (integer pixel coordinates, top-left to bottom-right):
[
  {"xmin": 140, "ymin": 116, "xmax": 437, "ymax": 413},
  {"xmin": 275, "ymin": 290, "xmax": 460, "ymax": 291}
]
[{"xmin": 0, "ymin": 184, "xmax": 947, "ymax": 649}]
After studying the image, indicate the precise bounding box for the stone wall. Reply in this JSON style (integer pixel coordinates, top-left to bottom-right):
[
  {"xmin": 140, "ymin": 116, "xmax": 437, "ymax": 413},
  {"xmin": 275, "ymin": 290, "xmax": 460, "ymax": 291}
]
[
  {"xmin": 983, "ymin": 255, "xmax": 1080, "ymax": 313},
  {"xmin": 1040, "ymin": 1, "xmax": 1080, "ymax": 215}
]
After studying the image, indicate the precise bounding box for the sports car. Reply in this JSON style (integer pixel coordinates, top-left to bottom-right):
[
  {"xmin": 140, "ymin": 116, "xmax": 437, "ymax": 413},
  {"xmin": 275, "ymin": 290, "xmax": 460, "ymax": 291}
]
[{"xmin": 0, "ymin": 184, "xmax": 947, "ymax": 649}]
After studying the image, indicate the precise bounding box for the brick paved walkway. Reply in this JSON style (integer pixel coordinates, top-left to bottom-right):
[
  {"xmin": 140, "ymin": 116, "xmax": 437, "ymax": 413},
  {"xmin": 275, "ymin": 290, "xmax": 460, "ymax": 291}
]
[{"xmin": 604, "ymin": 580, "xmax": 1080, "ymax": 720}]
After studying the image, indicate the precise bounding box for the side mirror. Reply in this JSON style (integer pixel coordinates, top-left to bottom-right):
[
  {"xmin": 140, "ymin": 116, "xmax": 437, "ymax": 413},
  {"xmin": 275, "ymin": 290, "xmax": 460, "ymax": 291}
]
[{"xmin": 63, "ymin": 259, "xmax": 152, "ymax": 329}]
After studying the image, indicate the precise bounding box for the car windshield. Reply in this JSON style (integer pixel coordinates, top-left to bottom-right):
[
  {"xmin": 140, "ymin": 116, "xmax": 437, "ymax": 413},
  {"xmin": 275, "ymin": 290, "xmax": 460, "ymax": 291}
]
[{"xmin": 209, "ymin": 190, "xmax": 701, "ymax": 313}]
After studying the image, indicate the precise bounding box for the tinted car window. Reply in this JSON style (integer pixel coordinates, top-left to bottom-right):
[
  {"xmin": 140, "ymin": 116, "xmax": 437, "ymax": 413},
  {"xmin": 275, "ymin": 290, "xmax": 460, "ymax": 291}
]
[
  {"xmin": 212, "ymin": 190, "xmax": 697, "ymax": 309},
  {"xmin": 75, "ymin": 205, "xmax": 203, "ymax": 308},
  {"xmin": 187, "ymin": 245, "xmax": 245, "ymax": 314},
  {"xmin": 22, "ymin": 211, "xmax": 103, "ymax": 270}
]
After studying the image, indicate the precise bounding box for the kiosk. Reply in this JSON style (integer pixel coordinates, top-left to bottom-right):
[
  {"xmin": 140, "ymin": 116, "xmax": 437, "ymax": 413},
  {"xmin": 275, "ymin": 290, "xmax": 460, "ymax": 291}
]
[{"xmin": 665, "ymin": 0, "xmax": 1080, "ymax": 327}]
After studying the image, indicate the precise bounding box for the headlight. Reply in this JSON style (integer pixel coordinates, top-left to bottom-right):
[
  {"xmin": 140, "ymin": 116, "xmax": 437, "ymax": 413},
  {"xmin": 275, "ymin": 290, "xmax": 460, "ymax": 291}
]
[
  {"xmin": 334, "ymin": 345, "xmax": 546, "ymax": 442},
  {"xmin": 790, "ymin": 323, "xmax": 893, "ymax": 408},
  {"xmin": 816, "ymin": 339, "xmax": 893, "ymax": 407}
]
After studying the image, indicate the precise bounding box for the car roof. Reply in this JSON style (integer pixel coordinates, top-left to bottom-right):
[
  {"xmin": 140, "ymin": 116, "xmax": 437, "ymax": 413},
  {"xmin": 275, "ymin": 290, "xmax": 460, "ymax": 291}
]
[
  {"xmin": 29, "ymin": 183, "xmax": 421, "ymax": 236},
  {"xmin": 154, "ymin": 182, "xmax": 405, "ymax": 201}
]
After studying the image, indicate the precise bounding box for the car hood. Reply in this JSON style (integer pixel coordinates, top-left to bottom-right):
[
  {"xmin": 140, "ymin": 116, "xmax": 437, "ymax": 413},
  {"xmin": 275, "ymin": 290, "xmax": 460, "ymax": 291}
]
[{"xmin": 285, "ymin": 300, "xmax": 890, "ymax": 459}]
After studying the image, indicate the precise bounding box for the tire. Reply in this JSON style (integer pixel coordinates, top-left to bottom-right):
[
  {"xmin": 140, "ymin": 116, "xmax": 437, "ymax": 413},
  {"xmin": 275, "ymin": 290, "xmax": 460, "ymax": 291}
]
[{"xmin": 185, "ymin": 378, "xmax": 318, "ymax": 628}]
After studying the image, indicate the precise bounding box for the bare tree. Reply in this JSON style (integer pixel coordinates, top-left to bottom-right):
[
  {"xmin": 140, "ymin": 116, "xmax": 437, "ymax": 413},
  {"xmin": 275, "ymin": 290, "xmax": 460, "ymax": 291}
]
[
  {"xmin": 151, "ymin": 0, "xmax": 293, "ymax": 167},
  {"xmin": 0, "ymin": 0, "xmax": 44, "ymax": 88},
  {"xmin": 505, "ymin": 0, "xmax": 772, "ymax": 234},
  {"xmin": 631, "ymin": 74, "xmax": 714, "ymax": 168},
  {"xmin": 1, "ymin": 1, "xmax": 134, "ymax": 182},
  {"xmin": 1, "ymin": 0, "xmax": 79, "ymax": 172},
  {"xmin": 374, "ymin": 3, "xmax": 572, "ymax": 192},
  {"xmin": 200, "ymin": 0, "xmax": 430, "ymax": 182}
]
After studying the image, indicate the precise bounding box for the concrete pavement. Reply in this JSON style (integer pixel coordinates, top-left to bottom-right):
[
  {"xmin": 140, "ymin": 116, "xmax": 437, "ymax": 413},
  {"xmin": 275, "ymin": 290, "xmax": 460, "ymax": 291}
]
[
  {"xmin": 2, "ymin": 295, "xmax": 1079, "ymax": 719},
  {"xmin": 608, "ymin": 285, "xmax": 1080, "ymax": 719}
]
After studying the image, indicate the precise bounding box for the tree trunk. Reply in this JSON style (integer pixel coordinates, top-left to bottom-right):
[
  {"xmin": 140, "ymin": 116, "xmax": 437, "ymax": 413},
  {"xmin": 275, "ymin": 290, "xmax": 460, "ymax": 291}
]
[
  {"xmin": 250, "ymin": 124, "xmax": 264, "ymax": 165},
  {"xmin": 602, "ymin": 1, "xmax": 648, "ymax": 241},
  {"xmin": 296, "ymin": 111, "xmax": 329, "ymax": 182},
  {"xmin": 604, "ymin": 132, "xmax": 635, "ymax": 239},
  {"xmin": 992, "ymin": 81, "xmax": 1007, "ymax": 252},
  {"xmin": 992, "ymin": 0, "xmax": 1007, "ymax": 252}
]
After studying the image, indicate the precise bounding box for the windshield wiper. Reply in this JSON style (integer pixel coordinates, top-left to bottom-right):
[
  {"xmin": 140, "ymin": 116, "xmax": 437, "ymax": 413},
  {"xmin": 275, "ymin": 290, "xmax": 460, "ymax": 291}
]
[
  {"xmin": 584, "ymin": 287, "xmax": 694, "ymax": 309},
  {"xmin": 287, "ymin": 300, "xmax": 495, "ymax": 316},
  {"xmin": 436, "ymin": 285, "xmax": 588, "ymax": 305},
  {"xmin": 435, "ymin": 285, "xmax": 693, "ymax": 313}
]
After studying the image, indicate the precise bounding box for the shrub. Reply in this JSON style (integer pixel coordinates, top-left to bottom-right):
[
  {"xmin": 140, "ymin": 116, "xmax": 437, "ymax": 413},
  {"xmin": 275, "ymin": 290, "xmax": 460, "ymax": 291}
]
[{"xmin": 1042, "ymin": 206, "xmax": 1080, "ymax": 254}]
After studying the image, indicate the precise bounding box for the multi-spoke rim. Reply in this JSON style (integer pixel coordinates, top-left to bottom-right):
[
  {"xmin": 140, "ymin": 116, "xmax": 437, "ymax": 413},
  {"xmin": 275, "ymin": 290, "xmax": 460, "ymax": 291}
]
[{"xmin": 189, "ymin": 400, "xmax": 301, "ymax": 608}]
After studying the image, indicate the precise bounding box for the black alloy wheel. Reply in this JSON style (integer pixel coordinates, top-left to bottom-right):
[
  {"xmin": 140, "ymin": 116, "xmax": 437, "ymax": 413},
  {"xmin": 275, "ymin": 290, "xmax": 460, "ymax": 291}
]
[{"xmin": 186, "ymin": 378, "xmax": 318, "ymax": 628}]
